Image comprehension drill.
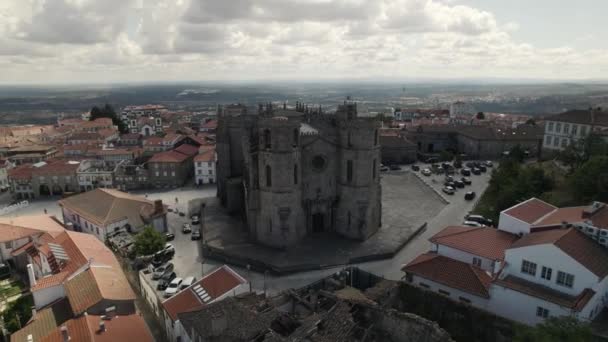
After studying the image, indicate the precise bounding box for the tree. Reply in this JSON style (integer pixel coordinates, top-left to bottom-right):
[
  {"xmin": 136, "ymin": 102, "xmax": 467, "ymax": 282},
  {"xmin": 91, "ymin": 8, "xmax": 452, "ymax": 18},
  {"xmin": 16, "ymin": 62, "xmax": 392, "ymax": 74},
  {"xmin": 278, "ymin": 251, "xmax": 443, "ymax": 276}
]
[
  {"xmin": 514, "ymin": 316, "xmax": 593, "ymax": 342},
  {"xmin": 476, "ymin": 112, "xmax": 485, "ymax": 120},
  {"xmin": 507, "ymin": 144, "xmax": 526, "ymax": 163},
  {"xmin": 439, "ymin": 150, "xmax": 453, "ymax": 162},
  {"xmin": 89, "ymin": 103, "xmax": 128, "ymax": 134},
  {"xmin": 134, "ymin": 226, "xmax": 166, "ymax": 256},
  {"xmin": 569, "ymin": 156, "xmax": 608, "ymax": 203},
  {"xmin": 3, "ymin": 295, "xmax": 34, "ymax": 333},
  {"xmin": 525, "ymin": 118, "xmax": 536, "ymax": 125}
]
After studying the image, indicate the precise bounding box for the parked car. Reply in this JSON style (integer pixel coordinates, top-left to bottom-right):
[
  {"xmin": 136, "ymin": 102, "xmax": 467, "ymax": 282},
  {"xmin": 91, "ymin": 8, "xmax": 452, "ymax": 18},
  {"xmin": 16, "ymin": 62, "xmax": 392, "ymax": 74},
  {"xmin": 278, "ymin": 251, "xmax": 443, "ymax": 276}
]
[
  {"xmin": 164, "ymin": 277, "xmax": 183, "ymax": 297},
  {"xmin": 421, "ymin": 168, "xmax": 432, "ymax": 176},
  {"xmin": 426, "ymin": 157, "xmax": 438, "ymax": 164},
  {"xmin": 389, "ymin": 164, "xmax": 402, "ymax": 171},
  {"xmin": 463, "ymin": 220, "xmax": 482, "ymax": 227},
  {"xmin": 157, "ymin": 272, "xmax": 177, "ymax": 290},
  {"xmin": 178, "ymin": 212, "xmax": 186, "ymax": 217},
  {"xmin": 165, "ymin": 233, "xmax": 175, "ymax": 241},
  {"xmin": 442, "ymin": 186, "xmax": 455, "ymax": 195},
  {"xmin": 444, "ymin": 181, "xmax": 456, "ymax": 189},
  {"xmin": 478, "ymin": 165, "xmax": 487, "ymax": 173},
  {"xmin": 472, "ymin": 168, "xmax": 481, "ymax": 175},
  {"xmin": 445, "ymin": 176, "xmax": 454, "ymax": 182},
  {"xmin": 465, "ymin": 214, "xmax": 492, "ymax": 226},
  {"xmin": 191, "ymin": 229, "xmax": 201, "ymax": 240},
  {"xmin": 464, "ymin": 191, "xmax": 476, "ymax": 201},
  {"xmin": 461, "ymin": 168, "xmax": 471, "ymax": 176},
  {"xmin": 485, "ymin": 161, "xmax": 493, "ymax": 167},
  {"xmin": 152, "ymin": 263, "xmax": 174, "ymax": 280},
  {"xmin": 454, "ymin": 180, "xmax": 465, "ymax": 188},
  {"xmin": 465, "ymin": 162, "xmax": 475, "ymax": 168},
  {"xmin": 411, "ymin": 165, "xmax": 420, "ymax": 171},
  {"xmin": 380, "ymin": 166, "xmax": 389, "ymax": 172},
  {"xmin": 182, "ymin": 223, "xmax": 192, "ymax": 234},
  {"xmin": 163, "ymin": 243, "xmax": 175, "ymax": 254},
  {"xmin": 192, "ymin": 215, "xmax": 200, "ymax": 225},
  {"xmin": 461, "ymin": 177, "xmax": 471, "ymax": 185},
  {"xmin": 180, "ymin": 276, "xmax": 196, "ymax": 290},
  {"xmin": 151, "ymin": 249, "xmax": 174, "ymax": 267}
]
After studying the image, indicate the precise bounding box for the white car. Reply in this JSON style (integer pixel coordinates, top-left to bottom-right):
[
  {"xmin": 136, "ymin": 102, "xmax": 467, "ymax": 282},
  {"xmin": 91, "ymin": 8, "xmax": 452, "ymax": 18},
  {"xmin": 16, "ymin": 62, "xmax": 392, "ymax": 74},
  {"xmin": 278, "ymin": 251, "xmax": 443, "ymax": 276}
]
[
  {"xmin": 164, "ymin": 277, "xmax": 183, "ymax": 297},
  {"xmin": 164, "ymin": 243, "xmax": 175, "ymax": 253},
  {"xmin": 421, "ymin": 168, "xmax": 432, "ymax": 176},
  {"xmin": 463, "ymin": 220, "xmax": 483, "ymax": 227}
]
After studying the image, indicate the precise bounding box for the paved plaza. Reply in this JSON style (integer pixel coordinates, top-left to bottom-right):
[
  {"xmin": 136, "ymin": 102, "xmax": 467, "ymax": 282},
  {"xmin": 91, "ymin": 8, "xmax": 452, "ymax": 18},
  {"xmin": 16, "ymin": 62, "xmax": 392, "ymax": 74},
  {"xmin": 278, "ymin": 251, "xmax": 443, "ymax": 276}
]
[{"xmin": 199, "ymin": 171, "xmax": 446, "ymax": 274}]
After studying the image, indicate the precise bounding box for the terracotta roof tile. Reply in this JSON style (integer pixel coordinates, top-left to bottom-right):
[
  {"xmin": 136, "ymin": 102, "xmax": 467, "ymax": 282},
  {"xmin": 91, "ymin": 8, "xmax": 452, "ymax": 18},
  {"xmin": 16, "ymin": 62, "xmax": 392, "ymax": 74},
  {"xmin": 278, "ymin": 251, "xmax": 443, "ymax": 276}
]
[
  {"xmin": 532, "ymin": 206, "xmax": 587, "ymax": 227},
  {"xmin": 64, "ymin": 269, "xmax": 102, "ymax": 314},
  {"xmin": 149, "ymin": 150, "xmax": 189, "ymax": 163},
  {"xmin": 402, "ymin": 253, "xmax": 492, "ymax": 298},
  {"xmin": 10, "ymin": 298, "xmax": 73, "ymax": 342},
  {"xmin": 502, "ymin": 198, "xmax": 557, "ymax": 224},
  {"xmin": 194, "ymin": 149, "xmax": 215, "ymax": 162},
  {"xmin": 545, "ymin": 109, "xmax": 608, "ymax": 126},
  {"xmin": 494, "ymin": 275, "xmax": 595, "ymax": 311},
  {"xmin": 174, "ymin": 144, "xmax": 199, "ymax": 157},
  {"xmin": 40, "ymin": 314, "xmax": 153, "ymax": 342},
  {"xmin": 162, "ymin": 265, "xmax": 246, "ymax": 321},
  {"xmin": 430, "ymin": 226, "xmax": 519, "ymax": 260},
  {"xmin": 510, "ymin": 228, "xmax": 608, "ymax": 277}
]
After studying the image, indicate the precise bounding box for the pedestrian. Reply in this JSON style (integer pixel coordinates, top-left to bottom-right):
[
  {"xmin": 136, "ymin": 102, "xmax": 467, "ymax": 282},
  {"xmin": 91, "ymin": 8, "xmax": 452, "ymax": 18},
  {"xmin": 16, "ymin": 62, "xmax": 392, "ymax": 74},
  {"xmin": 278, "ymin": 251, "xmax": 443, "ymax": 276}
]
[{"xmin": 44, "ymin": 208, "xmax": 47, "ymax": 214}]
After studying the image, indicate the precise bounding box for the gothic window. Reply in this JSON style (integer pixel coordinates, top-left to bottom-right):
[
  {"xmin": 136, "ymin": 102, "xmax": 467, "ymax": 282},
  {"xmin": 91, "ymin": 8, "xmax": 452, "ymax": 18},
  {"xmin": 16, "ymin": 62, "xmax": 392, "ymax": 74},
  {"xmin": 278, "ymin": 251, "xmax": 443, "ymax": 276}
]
[
  {"xmin": 347, "ymin": 160, "xmax": 353, "ymax": 183},
  {"xmin": 374, "ymin": 129, "xmax": 379, "ymax": 146},
  {"xmin": 347, "ymin": 211, "xmax": 351, "ymax": 230},
  {"xmin": 293, "ymin": 128, "xmax": 299, "ymax": 147},
  {"xmin": 264, "ymin": 129, "xmax": 271, "ymax": 149},
  {"xmin": 348, "ymin": 130, "xmax": 352, "ymax": 147},
  {"xmin": 294, "ymin": 164, "xmax": 298, "ymax": 185},
  {"xmin": 266, "ymin": 165, "xmax": 272, "ymax": 187},
  {"xmin": 372, "ymin": 159, "xmax": 377, "ymax": 179}
]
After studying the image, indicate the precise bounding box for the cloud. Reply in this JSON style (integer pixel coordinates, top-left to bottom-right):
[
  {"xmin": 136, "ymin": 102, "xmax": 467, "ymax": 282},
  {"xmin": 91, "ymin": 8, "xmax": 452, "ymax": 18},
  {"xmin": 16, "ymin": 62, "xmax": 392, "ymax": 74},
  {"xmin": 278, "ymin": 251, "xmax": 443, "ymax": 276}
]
[{"xmin": 0, "ymin": 0, "xmax": 607, "ymax": 83}]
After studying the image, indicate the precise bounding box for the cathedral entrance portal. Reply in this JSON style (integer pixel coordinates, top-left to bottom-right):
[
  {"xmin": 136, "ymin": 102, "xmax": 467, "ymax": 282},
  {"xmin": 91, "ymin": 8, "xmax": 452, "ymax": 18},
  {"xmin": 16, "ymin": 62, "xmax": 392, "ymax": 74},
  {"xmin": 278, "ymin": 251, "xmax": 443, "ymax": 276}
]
[{"xmin": 312, "ymin": 213, "xmax": 325, "ymax": 233}]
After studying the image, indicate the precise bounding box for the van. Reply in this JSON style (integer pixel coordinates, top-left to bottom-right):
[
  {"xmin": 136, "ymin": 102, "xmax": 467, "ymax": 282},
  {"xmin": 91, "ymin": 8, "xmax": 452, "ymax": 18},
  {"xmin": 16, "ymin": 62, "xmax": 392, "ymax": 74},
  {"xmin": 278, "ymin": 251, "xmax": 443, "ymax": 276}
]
[{"xmin": 180, "ymin": 276, "xmax": 196, "ymax": 289}]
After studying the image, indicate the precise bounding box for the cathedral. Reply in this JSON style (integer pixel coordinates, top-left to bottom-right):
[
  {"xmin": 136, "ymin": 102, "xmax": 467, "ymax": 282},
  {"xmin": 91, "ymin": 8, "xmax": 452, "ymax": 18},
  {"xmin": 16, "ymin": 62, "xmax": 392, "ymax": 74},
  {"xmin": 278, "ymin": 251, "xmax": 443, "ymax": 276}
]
[{"xmin": 216, "ymin": 101, "xmax": 382, "ymax": 249}]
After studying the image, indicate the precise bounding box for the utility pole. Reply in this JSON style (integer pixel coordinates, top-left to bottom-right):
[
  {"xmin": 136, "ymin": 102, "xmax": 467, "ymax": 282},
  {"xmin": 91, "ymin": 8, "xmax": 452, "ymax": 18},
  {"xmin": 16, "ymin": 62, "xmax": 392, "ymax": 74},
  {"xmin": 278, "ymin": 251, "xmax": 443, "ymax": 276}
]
[{"xmin": 246, "ymin": 264, "xmax": 252, "ymax": 292}]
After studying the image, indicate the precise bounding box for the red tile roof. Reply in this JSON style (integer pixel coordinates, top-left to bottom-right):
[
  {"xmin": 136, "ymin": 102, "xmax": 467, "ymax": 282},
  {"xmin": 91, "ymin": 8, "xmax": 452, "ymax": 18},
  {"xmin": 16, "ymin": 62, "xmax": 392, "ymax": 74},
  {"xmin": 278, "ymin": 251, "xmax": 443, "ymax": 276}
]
[
  {"xmin": 502, "ymin": 198, "xmax": 556, "ymax": 224},
  {"xmin": 149, "ymin": 150, "xmax": 189, "ymax": 163},
  {"xmin": 430, "ymin": 226, "xmax": 519, "ymax": 260},
  {"xmin": 402, "ymin": 253, "xmax": 492, "ymax": 298},
  {"xmin": 194, "ymin": 149, "xmax": 215, "ymax": 163},
  {"xmin": 8, "ymin": 164, "xmax": 34, "ymax": 180},
  {"xmin": 174, "ymin": 144, "xmax": 199, "ymax": 157},
  {"xmin": 494, "ymin": 275, "xmax": 595, "ymax": 312},
  {"xmin": 532, "ymin": 206, "xmax": 587, "ymax": 227},
  {"xmin": 40, "ymin": 314, "xmax": 153, "ymax": 342},
  {"xmin": 510, "ymin": 228, "xmax": 608, "ymax": 277},
  {"xmin": 162, "ymin": 265, "xmax": 247, "ymax": 321},
  {"xmin": 201, "ymin": 119, "xmax": 217, "ymax": 129}
]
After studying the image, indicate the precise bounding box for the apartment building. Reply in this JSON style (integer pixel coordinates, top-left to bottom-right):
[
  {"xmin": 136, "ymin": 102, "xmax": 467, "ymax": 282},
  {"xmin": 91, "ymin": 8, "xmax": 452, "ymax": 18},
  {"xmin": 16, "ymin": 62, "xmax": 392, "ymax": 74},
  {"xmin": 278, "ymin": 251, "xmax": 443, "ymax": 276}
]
[{"xmin": 542, "ymin": 108, "xmax": 608, "ymax": 152}]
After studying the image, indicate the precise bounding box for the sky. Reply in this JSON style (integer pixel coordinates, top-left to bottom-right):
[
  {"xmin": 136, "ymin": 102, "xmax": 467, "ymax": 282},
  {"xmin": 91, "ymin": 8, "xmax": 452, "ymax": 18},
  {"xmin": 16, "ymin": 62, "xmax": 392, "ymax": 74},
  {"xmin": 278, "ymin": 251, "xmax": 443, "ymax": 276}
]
[{"xmin": 0, "ymin": 0, "xmax": 607, "ymax": 84}]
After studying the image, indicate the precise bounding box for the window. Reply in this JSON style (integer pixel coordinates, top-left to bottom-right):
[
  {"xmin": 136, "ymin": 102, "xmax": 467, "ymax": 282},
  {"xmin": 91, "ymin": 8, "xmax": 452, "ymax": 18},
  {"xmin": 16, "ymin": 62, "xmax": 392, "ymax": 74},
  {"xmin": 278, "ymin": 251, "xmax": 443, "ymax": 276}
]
[
  {"xmin": 347, "ymin": 160, "xmax": 353, "ymax": 183},
  {"xmin": 5, "ymin": 241, "xmax": 12, "ymax": 249},
  {"xmin": 293, "ymin": 128, "xmax": 299, "ymax": 147},
  {"xmin": 545, "ymin": 135, "xmax": 552, "ymax": 146},
  {"xmin": 438, "ymin": 289, "xmax": 450, "ymax": 296},
  {"xmin": 96, "ymin": 227, "xmax": 100, "ymax": 235},
  {"xmin": 268, "ymin": 218, "xmax": 272, "ymax": 233},
  {"xmin": 208, "ymin": 162, "xmax": 213, "ymax": 167},
  {"xmin": 266, "ymin": 165, "xmax": 272, "ymax": 187},
  {"xmin": 155, "ymin": 171, "xmax": 159, "ymax": 177},
  {"xmin": 472, "ymin": 257, "xmax": 482, "ymax": 267},
  {"xmin": 580, "ymin": 125, "xmax": 588, "ymax": 136},
  {"xmin": 208, "ymin": 170, "xmax": 213, "ymax": 175},
  {"xmin": 372, "ymin": 159, "xmax": 377, "ymax": 180},
  {"xmin": 374, "ymin": 129, "xmax": 379, "ymax": 146},
  {"xmin": 556, "ymin": 271, "xmax": 574, "ymax": 288},
  {"xmin": 197, "ymin": 162, "xmax": 202, "ymax": 167},
  {"xmin": 459, "ymin": 297, "xmax": 471, "ymax": 304},
  {"xmin": 171, "ymin": 171, "xmax": 175, "ymax": 177},
  {"xmin": 264, "ymin": 129, "xmax": 271, "ymax": 149},
  {"xmin": 563, "ymin": 124, "xmax": 570, "ymax": 135},
  {"xmin": 541, "ymin": 266, "xmax": 552, "ymax": 280},
  {"xmin": 347, "ymin": 131, "xmax": 352, "ymax": 147},
  {"xmin": 521, "ymin": 260, "xmax": 537, "ymax": 276},
  {"xmin": 553, "ymin": 137, "xmax": 559, "ymax": 147},
  {"xmin": 572, "ymin": 124, "xmax": 578, "ymax": 135},
  {"xmin": 547, "ymin": 122, "xmax": 554, "ymax": 132},
  {"xmin": 163, "ymin": 171, "xmax": 167, "ymax": 177},
  {"xmin": 419, "ymin": 283, "xmax": 430, "ymax": 289},
  {"xmin": 555, "ymin": 122, "xmax": 561, "ymax": 133},
  {"xmin": 561, "ymin": 138, "xmax": 568, "ymax": 148},
  {"xmin": 347, "ymin": 211, "xmax": 351, "ymax": 231},
  {"xmin": 536, "ymin": 306, "xmax": 549, "ymax": 318},
  {"xmin": 294, "ymin": 164, "xmax": 298, "ymax": 185}
]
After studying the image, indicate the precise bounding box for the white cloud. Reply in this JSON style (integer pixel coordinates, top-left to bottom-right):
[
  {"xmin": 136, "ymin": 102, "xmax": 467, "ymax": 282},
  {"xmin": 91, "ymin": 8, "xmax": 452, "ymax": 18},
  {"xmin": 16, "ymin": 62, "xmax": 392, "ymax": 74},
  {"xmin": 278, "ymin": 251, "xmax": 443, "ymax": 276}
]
[{"xmin": 0, "ymin": 0, "xmax": 606, "ymax": 83}]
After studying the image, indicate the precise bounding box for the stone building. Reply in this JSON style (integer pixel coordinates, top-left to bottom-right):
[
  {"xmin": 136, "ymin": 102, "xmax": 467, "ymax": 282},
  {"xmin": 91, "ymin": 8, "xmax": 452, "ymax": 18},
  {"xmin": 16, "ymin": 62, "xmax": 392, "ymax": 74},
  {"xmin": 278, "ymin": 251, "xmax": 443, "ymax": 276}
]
[{"xmin": 217, "ymin": 101, "xmax": 382, "ymax": 249}]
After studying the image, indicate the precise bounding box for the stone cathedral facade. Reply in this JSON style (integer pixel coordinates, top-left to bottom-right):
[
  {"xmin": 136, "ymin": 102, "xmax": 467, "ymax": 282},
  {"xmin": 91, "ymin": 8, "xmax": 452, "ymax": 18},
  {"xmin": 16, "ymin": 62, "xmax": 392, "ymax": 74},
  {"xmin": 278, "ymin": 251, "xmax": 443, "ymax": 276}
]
[{"xmin": 216, "ymin": 101, "xmax": 382, "ymax": 249}]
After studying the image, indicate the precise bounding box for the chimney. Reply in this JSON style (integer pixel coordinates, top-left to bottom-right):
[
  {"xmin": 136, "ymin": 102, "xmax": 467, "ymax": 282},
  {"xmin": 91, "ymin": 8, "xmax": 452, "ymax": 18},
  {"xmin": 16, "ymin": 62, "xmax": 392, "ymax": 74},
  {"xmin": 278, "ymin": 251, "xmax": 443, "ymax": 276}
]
[
  {"xmin": 60, "ymin": 325, "xmax": 69, "ymax": 342},
  {"xmin": 154, "ymin": 200, "xmax": 163, "ymax": 214},
  {"xmin": 98, "ymin": 321, "xmax": 106, "ymax": 333},
  {"xmin": 27, "ymin": 264, "xmax": 36, "ymax": 287}
]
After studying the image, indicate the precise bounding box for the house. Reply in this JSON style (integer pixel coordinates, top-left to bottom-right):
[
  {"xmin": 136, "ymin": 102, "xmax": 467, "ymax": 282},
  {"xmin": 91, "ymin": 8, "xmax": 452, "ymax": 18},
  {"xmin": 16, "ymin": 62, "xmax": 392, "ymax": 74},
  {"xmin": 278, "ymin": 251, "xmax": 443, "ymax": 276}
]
[
  {"xmin": 30, "ymin": 160, "xmax": 81, "ymax": 197},
  {"xmin": 194, "ymin": 147, "xmax": 216, "ymax": 185},
  {"xmin": 199, "ymin": 119, "xmax": 217, "ymax": 133},
  {"xmin": 542, "ymin": 108, "xmax": 608, "ymax": 153},
  {"xmin": 94, "ymin": 147, "xmax": 139, "ymax": 166},
  {"xmin": 7, "ymin": 145, "xmax": 58, "ymax": 165},
  {"xmin": 402, "ymin": 198, "xmax": 608, "ymax": 326},
  {"xmin": 7, "ymin": 164, "xmax": 35, "ymax": 199},
  {"xmin": 161, "ymin": 265, "xmax": 248, "ymax": 342},
  {"xmin": 118, "ymin": 133, "xmax": 142, "ymax": 147},
  {"xmin": 379, "ymin": 133, "xmax": 416, "ymax": 164},
  {"xmin": 59, "ymin": 188, "xmax": 167, "ymax": 241},
  {"xmin": 114, "ymin": 162, "xmax": 150, "ymax": 191},
  {"xmin": 142, "ymin": 134, "xmax": 184, "ymax": 154},
  {"xmin": 129, "ymin": 116, "xmax": 163, "ymax": 136},
  {"xmin": 148, "ymin": 144, "xmax": 197, "ymax": 188},
  {"xmin": 0, "ymin": 159, "xmax": 15, "ymax": 191},
  {"xmin": 76, "ymin": 160, "xmax": 115, "ymax": 191},
  {"xmin": 9, "ymin": 227, "xmax": 153, "ymax": 342}
]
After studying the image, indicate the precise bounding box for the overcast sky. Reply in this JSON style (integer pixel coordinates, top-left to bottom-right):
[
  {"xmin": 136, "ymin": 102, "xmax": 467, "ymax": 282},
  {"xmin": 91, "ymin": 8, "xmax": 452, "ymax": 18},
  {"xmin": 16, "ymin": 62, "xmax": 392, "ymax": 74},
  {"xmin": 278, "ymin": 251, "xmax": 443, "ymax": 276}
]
[{"xmin": 1, "ymin": 0, "xmax": 607, "ymax": 84}]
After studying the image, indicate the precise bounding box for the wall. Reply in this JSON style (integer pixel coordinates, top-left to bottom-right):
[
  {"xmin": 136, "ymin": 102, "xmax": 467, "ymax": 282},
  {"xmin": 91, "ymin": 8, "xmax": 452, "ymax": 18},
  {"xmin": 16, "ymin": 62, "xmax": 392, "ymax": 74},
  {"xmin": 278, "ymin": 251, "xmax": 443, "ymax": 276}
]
[
  {"xmin": 543, "ymin": 120, "xmax": 591, "ymax": 152},
  {"xmin": 0, "ymin": 236, "xmax": 31, "ymax": 263},
  {"xmin": 434, "ymin": 244, "xmax": 495, "ymax": 273},
  {"xmin": 372, "ymin": 308, "xmax": 454, "ymax": 342},
  {"xmin": 497, "ymin": 213, "xmax": 531, "ymax": 235},
  {"xmin": 410, "ymin": 274, "xmax": 490, "ymax": 309},
  {"xmin": 33, "ymin": 285, "xmax": 65, "ymax": 309},
  {"xmin": 503, "ymin": 244, "xmax": 597, "ymax": 297}
]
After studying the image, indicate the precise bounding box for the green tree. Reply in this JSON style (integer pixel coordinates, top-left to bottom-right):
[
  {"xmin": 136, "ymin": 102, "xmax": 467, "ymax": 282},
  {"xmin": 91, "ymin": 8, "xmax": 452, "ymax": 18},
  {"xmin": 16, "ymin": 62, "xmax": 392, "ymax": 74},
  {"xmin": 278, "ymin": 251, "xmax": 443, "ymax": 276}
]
[
  {"xmin": 525, "ymin": 118, "xmax": 536, "ymax": 125},
  {"xmin": 134, "ymin": 226, "xmax": 166, "ymax": 256},
  {"xmin": 89, "ymin": 103, "xmax": 128, "ymax": 133},
  {"xmin": 439, "ymin": 150, "xmax": 453, "ymax": 162},
  {"xmin": 3, "ymin": 295, "xmax": 34, "ymax": 333},
  {"xmin": 508, "ymin": 144, "xmax": 526, "ymax": 163},
  {"xmin": 514, "ymin": 317, "xmax": 593, "ymax": 342},
  {"xmin": 476, "ymin": 111, "xmax": 485, "ymax": 120},
  {"xmin": 569, "ymin": 155, "xmax": 608, "ymax": 203}
]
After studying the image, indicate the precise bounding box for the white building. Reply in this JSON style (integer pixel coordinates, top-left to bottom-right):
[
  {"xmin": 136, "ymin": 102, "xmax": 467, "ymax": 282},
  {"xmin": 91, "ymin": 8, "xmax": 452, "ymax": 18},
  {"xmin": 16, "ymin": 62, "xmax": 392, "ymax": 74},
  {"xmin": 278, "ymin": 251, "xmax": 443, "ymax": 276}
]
[
  {"xmin": 76, "ymin": 159, "xmax": 115, "ymax": 192},
  {"xmin": 194, "ymin": 148, "xmax": 216, "ymax": 185},
  {"xmin": 542, "ymin": 108, "xmax": 608, "ymax": 152},
  {"xmin": 403, "ymin": 198, "xmax": 608, "ymax": 326},
  {"xmin": 161, "ymin": 265, "xmax": 248, "ymax": 342},
  {"xmin": 450, "ymin": 101, "xmax": 473, "ymax": 118},
  {"xmin": 59, "ymin": 188, "xmax": 167, "ymax": 241}
]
